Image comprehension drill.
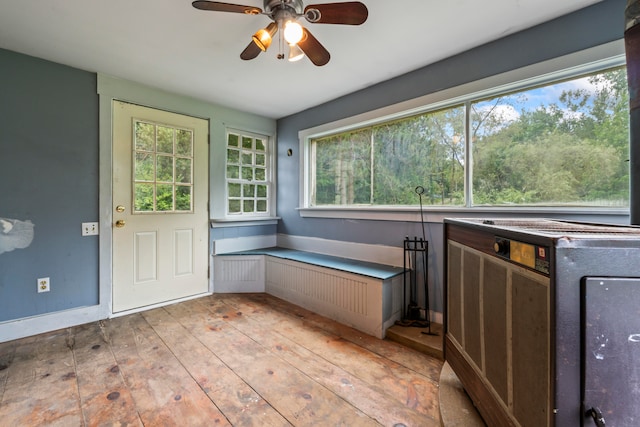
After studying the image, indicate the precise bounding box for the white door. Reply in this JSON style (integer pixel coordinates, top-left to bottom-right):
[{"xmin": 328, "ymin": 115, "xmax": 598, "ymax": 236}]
[{"xmin": 112, "ymin": 101, "xmax": 209, "ymax": 313}]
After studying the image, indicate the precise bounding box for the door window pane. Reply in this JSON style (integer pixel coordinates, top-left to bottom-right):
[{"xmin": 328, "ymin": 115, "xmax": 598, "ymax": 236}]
[
  {"xmin": 135, "ymin": 152, "xmax": 154, "ymax": 181},
  {"xmin": 176, "ymin": 158, "xmax": 192, "ymax": 184},
  {"xmin": 135, "ymin": 183, "xmax": 154, "ymax": 212},
  {"xmin": 176, "ymin": 129, "xmax": 193, "ymax": 156},
  {"xmin": 133, "ymin": 120, "xmax": 194, "ymax": 213},
  {"xmin": 156, "ymin": 155, "xmax": 173, "ymax": 182},
  {"xmin": 156, "ymin": 184, "xmax": 173, "ymax": 211},
  {"xmin": 176, "ymin": 185, "xmax": 192, "ymax": 210},
  {"xmin": 157, "ymin": 126, "xmax": 174, "ymax": 154},
  {"xmin": 135, "ymin": 122, "xmax": 154, "ymax": 151}
]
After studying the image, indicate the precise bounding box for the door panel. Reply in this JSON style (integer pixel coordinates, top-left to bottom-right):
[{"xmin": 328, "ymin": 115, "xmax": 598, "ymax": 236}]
[
  {"xmin": 134, "ymin": 231, "xmax": 157, "ymax": 283},
  {"xmin": 112, "ymin": 101, "xmax": 209, "ymax": 313},
  {"xmin": 175, "ymin": 229, "xmax": 194, "ymax": 276}
]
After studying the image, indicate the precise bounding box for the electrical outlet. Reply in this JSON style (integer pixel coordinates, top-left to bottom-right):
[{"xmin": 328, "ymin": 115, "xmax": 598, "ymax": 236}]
[
  {"xmin": 37, "ymin": 277, "xmax": 50, "ymax": 293},
  {"xmin": 82, "ymin": 222, "xmax": 99, "ymax": 236}
]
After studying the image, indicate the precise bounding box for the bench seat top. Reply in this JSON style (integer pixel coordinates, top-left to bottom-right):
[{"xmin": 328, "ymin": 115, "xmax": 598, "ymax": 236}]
[{"xmin": 220, "ymin": 247, "xmax": 405, "ymax": 280}]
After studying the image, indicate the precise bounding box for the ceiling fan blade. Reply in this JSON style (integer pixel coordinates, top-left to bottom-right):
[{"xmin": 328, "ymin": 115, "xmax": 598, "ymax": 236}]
[
  {"xmin": 192, "ymin": 1, "xmax": 262, "ymax": 15},
  {"xmin": 240, "ymin": 40, "xmax": 262, "ymax": 60},
  {"xmin": 304, "ymin": 2, "xmax": 368, "ymax": 25},
  {"xmin": 297, "ymin": 27, "xmax": 330, "ymax": 66}
]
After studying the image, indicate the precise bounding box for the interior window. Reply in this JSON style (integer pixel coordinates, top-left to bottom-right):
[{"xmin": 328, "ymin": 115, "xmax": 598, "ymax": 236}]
[
  {"xmin": 311, "ymin": 105, "xmax": 465, "ymax": 206},
  {"xmin": 226, "ymin": 130, "xmax": 270, "ymax": 216}
]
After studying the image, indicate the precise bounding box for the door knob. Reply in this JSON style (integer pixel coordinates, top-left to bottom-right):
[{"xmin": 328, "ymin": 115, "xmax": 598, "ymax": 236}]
[
  {"xmin": 115, "ymin": 220, "xmax": 126, "ymax": 228},
  {"xmin": 115, "ymin": 205, "xmax": 125, "ymax": 213}
]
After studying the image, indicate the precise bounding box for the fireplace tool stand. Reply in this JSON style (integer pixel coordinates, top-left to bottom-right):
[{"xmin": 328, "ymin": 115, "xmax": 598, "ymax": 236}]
[{"xmin": 396, "ymin": 186, "xmax": 437, "ymax": 335}]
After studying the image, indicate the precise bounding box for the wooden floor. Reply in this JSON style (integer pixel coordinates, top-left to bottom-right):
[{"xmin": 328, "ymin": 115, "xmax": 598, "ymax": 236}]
[{"xmin": 0, "ymin": 293, "xmax": 444, "ymax": 426}]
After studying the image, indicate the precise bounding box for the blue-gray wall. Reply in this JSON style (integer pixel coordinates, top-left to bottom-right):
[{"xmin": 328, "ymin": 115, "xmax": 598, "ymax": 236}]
[
  {"xmin": 0, "ymin": 48, "xmax": 99, "ymax": 321},
  {"xmin": 276, "ymin": 0, "xmax": 629, "ymax": 313},
  {"xmin": 0, "ymin": 50, "xmax": 276, "ymax": 328},
  {"xmin": 0, "ymin": 0, "xmax": 631, "ymax": 327}
]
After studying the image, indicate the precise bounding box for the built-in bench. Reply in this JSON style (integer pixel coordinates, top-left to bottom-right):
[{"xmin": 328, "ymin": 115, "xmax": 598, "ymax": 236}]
[{"xmin": 213, "ymin": 247, "xmax": 405, "ymax": 338}]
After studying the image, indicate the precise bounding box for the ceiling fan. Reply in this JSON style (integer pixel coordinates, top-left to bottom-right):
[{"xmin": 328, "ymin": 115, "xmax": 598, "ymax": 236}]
[{"xmin": 192, "ymin": 0, "xmax": 368, "ymax": 66}]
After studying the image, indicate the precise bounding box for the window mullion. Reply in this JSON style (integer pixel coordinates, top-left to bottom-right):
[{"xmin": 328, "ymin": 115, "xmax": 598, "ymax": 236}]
[
  {"xmin": 370, "ymin": 129, "xmax": 374, "ymax": 204},
  {"xmin": 464, "ymin": 101, "xmax": 473, "ymax": 208}
]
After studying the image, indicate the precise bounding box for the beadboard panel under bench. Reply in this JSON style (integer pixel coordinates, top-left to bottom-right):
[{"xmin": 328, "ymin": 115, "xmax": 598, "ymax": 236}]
[{"xmin": 213, "ymin": 248, "xmax": 404, "ymax": 338}]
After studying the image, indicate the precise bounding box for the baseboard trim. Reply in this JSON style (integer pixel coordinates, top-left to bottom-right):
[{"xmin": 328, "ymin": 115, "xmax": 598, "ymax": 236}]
[{"xmin": 0, "ymin": 305, "xmax": 107, "ymax": 343}]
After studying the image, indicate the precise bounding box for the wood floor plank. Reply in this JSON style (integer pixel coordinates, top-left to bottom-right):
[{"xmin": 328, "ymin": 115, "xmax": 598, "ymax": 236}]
[
  {"xmin": 163, "ymin": 300, "xmax": 379, "ymax": 426},
  {"xmin": 236, "ymin": 293, "xmax": 443, "ymax": 378},
  {"xmin": 0, "ymin": 338, "xmax": 16, "ymax": 401},
  {"xmin": 104, "ymin": 313, "xmax": 231, "ymax": 426},
  {"xmin": 0, "ymin": 294, "xmax": 446, "ymax": 426},
  {"xmin": 141, "ymin": 306, "xmax": 291, "ymax": 427},
  {"xmin": 71, "ymin": 321, "xmax": 143, "ymax": 426},
  {"xmin": 197, "ymin": 296, "xmax": 440, "ymax": 426},
  {"xmin": 204, "ymin": 295, "xmax": 441, "ymax": 423},
  {"xmin": 0, "ymin": 330, "xmax": 83, "ymax": 426}
]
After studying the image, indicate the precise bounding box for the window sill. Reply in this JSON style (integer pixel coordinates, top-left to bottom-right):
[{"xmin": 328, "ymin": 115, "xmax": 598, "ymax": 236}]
[
  {"xmin": 210, "ymin": 217, "xmax": 280, "ymax": 228},
  {"xmin": 297, "ymin": 206, "xmax": 630, "ymax": 223}
]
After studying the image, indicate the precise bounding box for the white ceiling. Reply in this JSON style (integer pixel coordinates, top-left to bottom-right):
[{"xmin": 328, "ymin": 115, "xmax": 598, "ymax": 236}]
[{"xmin": 0, "ymin": 0, "xmax": 602, "ymax": 119}]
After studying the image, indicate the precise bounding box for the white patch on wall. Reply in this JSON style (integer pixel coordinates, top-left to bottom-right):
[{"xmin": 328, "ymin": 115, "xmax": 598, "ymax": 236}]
[{"xmin": 0, "ymin": 217, "xmax": 35, "ymax": 255}]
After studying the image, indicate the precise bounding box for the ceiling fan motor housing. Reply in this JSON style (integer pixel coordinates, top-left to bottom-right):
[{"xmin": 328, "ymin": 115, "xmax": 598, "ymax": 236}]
[{"xmin": 264, "ymin": 0, "xmax": 304, "ymax": 15}]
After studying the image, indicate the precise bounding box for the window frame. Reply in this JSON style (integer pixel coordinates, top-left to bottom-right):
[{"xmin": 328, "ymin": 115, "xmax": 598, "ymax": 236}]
[
  {"xmin": 215, "ymin": 127, "xmax": 277, "ymax": 224},
  {"xmin": 298, "ymin": 40, "xmax": 629, "ymax": 222}
]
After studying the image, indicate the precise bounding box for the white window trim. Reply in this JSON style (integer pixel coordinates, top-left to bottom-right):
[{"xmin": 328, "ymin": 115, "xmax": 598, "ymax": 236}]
[
  {"xmin": 211, "ymin": 127, "xmax": 277, "ymax": 226},
  {"xmin": 298, "ymin": 39, "xmax": 627, "ymax": 222}
]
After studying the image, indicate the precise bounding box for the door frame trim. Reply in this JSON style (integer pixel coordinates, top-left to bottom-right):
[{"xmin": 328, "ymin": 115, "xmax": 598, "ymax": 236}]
[
  {"xmin": 111, "ymin": 100, "xmax": 210, "ymax": 312},
  {"xmin": 98, "ymin": 76, "xmax": 215, "ymax": 318}
]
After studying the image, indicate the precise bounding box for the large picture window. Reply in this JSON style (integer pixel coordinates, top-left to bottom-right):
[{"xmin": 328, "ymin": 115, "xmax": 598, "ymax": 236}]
[
  {"xmin": 306, "ymin": 64, "xmax": 629, "ymax": 209},
  {"xmin": 471, "ymin": 67, "xmax": 628, "ymax": 207},
  {"xmin": 312, "ymin": 106, "xmax": 465, "ymax": 206}
]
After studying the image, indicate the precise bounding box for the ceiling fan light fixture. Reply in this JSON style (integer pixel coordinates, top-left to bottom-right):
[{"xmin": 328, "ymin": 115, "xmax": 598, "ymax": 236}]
[
  {"xmin": 192, "ymin": 0, "xmax": 369, "ymax": 66},
  {"xmin": 252, "ymin": 22, "xmax": 278, "ymax": 51},
  {"xmin": 288, "ymin": 43, "xmax": 305, "ymax": 62},
  {"xmin": 283, "ymin": 20, "xmax": 303, "ymax": 45}
]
